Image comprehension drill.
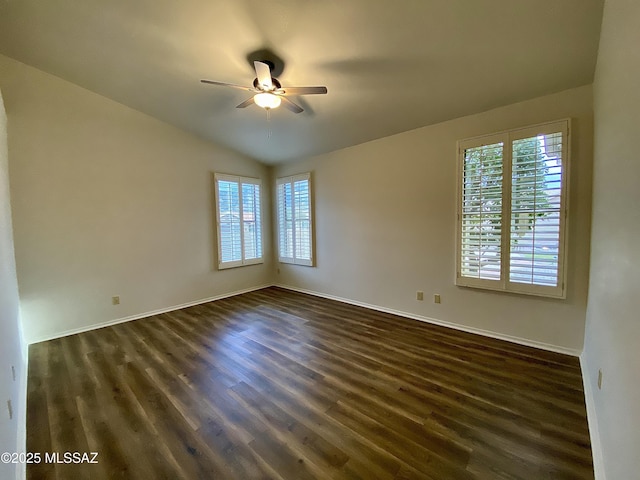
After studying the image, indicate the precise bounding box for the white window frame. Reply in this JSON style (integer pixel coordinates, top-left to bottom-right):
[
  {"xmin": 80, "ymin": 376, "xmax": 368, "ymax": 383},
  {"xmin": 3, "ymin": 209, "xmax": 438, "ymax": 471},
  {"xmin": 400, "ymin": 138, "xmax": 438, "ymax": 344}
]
[
  {"xmin": 277, "ymin": 172, "xmax": 314, "ymax": 266},
  {"xmin": 456, "ymin": 119, "xmax": 570, "ymax": 298},
  {"xmin": 214, "ymin": 173, "xmax": 263, "ymax": 270}
]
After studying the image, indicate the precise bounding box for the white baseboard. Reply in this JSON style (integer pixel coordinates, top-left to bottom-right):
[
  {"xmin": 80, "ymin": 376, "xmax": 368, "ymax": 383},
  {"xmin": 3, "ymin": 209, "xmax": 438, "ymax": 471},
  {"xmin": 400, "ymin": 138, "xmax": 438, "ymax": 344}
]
[
  {"xmin": 29, "ymin": 282, "xmax": 583, "ymax": 356},
  {"xmin": 275, "ymin": 283, "xmax": 581, "ymax": 357},
  {"xmin": 28, "ymin": 284, "xmax": 273, "ymax": 345},
  {"xmin": 16, "ymin": 355, "xmax": 27, "ymax": 480},
  {"xmin": 29, "ymin": 281, "xmax": 582, "ymax": 353},
  {"xmin": 16, "ymin": 321, "xmax": 28, "ymax": 480},
  {"xmin": 580, "ymin": 354, "xmax": 607, "ymax": 480}
]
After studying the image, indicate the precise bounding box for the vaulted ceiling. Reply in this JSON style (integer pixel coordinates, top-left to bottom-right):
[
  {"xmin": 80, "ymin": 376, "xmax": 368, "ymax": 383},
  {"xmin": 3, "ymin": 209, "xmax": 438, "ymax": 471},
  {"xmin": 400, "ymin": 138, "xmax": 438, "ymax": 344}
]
[{"xmin": 0, "ymin": 0, "xmax": 603, "ymax": 164}]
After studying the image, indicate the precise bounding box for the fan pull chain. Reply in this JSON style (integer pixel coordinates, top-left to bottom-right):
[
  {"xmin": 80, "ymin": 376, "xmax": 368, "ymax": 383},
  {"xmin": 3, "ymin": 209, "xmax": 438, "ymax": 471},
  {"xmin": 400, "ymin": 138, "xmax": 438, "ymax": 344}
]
[{"xmin": 266, "ymin": 108, "xmax": 272, "ymax": 139}]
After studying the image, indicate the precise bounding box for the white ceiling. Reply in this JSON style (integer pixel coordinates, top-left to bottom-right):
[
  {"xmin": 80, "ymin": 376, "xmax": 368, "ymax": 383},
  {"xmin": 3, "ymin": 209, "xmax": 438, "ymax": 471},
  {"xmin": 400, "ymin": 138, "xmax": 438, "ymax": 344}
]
[{"xmin": 0, "ymin": 0, "xmax": 603, "ymax": 164}]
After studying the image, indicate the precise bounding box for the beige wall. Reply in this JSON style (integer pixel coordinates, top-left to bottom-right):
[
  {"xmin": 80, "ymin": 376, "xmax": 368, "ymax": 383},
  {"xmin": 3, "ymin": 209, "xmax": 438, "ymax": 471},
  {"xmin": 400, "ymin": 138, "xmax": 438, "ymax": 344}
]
[
  {"xmin": 583, "ymin": 0, "xmax": 640, "ymax": 478},
  {"xmin": 0, "ymin": 88, "xmax": 25, "ymax": 480},
  {"xmin": 0, "ymin": 55, "xmax": 274, "ymax": 344},
  {"xmin": 274, "ymin": 85, "xmax": 593, "ymax": 353}
]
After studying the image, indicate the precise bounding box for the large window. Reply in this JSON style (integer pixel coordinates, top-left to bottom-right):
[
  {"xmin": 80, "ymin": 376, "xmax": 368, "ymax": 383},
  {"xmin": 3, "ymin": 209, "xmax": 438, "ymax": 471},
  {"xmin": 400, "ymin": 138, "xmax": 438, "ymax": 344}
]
[
  {"xmin": 214, "ymin": 174, "xmax": 263, "ymax": 269},
  {"xmin": 456, "ymin": 120, "xmax": 570, "ymax": 298},
  {"xmin": 277, "ymin": 173, "xmax": 313, "ymax": 266}
]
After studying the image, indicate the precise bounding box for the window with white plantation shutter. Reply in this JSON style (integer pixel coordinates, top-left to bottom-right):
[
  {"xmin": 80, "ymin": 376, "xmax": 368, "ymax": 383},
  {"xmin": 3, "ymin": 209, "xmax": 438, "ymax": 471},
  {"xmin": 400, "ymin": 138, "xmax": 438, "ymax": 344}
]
[
  {"xmin": 456, "ymin": 120, "xmax": 569, "ymax": 298},
  {"xmin": 214, "ymin": 174, "xmax": 263, "ymax": 269},
  {"xmin": 277, "ymin": 173, "xmax": 313, "ymax": 266}
]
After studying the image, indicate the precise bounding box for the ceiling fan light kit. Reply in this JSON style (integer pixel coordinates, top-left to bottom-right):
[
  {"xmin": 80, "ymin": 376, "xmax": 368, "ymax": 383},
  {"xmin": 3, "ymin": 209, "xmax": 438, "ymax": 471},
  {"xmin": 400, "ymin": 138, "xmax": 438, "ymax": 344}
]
[
  {"xmin": 254, "ymin": 92, "xmax": 281, "ymax": 109},
  {"xmin": 201, "ymin": 60, "xmax": 327, "ymax": 114}
]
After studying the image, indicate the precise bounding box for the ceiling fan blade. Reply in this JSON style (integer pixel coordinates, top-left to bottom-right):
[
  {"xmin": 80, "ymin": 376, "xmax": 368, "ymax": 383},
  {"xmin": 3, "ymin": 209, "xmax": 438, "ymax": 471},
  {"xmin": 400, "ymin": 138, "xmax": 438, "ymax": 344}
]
[
  {"xmin": 254, "ymin": 61, "xmax": 273, "ymax": 90},
  {"xmin": 279, "ymin": 86, "xmax": 328, "ymax": 96},
  {"xmin": 280, "ymin": 97, "xmax": 304, "ymax": 114},
  {"xmin": 201, "ymin": 79, "xmax": 254, "ymax": 91},
  {"xmin": 236, "ymin": 97, "xmax": 255, "ymax": 109}
]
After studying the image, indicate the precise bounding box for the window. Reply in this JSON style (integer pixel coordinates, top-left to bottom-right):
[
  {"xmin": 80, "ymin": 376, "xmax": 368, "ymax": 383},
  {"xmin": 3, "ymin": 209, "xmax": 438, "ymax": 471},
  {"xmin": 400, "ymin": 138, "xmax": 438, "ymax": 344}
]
[
  {"xmin": 214, "ymin": 173, "xmax": 263, "ymax": 269},
  {"xmin": 277, "ymin": 173, "xmax": 313, "ymax": 266},
  {"xmin": 456, "ymin": 120, "xmax": 570, "ymax": 298}
]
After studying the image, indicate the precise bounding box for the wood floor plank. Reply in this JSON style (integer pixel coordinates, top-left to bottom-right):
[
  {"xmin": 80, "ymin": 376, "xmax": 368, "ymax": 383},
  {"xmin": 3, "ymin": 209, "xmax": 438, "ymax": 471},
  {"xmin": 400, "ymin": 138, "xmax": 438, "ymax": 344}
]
[{"xmin": 27, "ymin": 286, "xmax": 594, "ymax": 479}]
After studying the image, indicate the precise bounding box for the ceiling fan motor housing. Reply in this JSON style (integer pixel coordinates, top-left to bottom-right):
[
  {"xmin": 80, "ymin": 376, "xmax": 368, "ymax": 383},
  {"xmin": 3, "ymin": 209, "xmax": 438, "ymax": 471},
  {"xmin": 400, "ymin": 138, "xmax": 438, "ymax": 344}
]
[{"xmin": 253, "ymin": 76, "xmax": 281, "ymax": 91}]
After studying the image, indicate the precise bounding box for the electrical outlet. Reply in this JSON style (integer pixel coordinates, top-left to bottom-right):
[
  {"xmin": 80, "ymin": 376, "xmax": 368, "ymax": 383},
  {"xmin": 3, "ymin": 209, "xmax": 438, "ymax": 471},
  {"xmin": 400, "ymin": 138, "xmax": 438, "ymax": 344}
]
[
  {"xmin": 434, "ymin": 294, "xmax": 441, "ymax": 304},
  {"xmin": 597, "ymin": 369, "xmax": 603, "ymax": 390},
  {"xmin": 416, "ymin": 291, "xmax": 424, "ymax": 301},
  {"xmin": 7, "ymin": 400, "xmax": 13, "ymax": 420},
  {"xmin": 112, "ymin": 296, "xmax": 120, "ymax": 305},
  {"xmin": 11, "ymin": 365, "xmax": 15, "ymax": 382}
]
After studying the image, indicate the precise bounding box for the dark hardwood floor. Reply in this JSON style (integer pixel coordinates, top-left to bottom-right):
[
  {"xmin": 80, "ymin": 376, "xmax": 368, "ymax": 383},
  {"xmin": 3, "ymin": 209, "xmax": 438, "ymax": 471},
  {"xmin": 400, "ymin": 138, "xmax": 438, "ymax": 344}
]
[{"xmin": 27, "ymin": 287, "xmax": 594, "ymax": 479}]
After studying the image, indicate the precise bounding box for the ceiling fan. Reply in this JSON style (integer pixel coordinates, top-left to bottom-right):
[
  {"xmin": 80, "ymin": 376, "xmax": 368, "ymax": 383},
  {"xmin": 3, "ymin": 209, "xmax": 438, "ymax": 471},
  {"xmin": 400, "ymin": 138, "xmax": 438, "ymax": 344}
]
[{"xmin": 201, "ymin": 60, "xmax": 327, "ymax": 114}]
